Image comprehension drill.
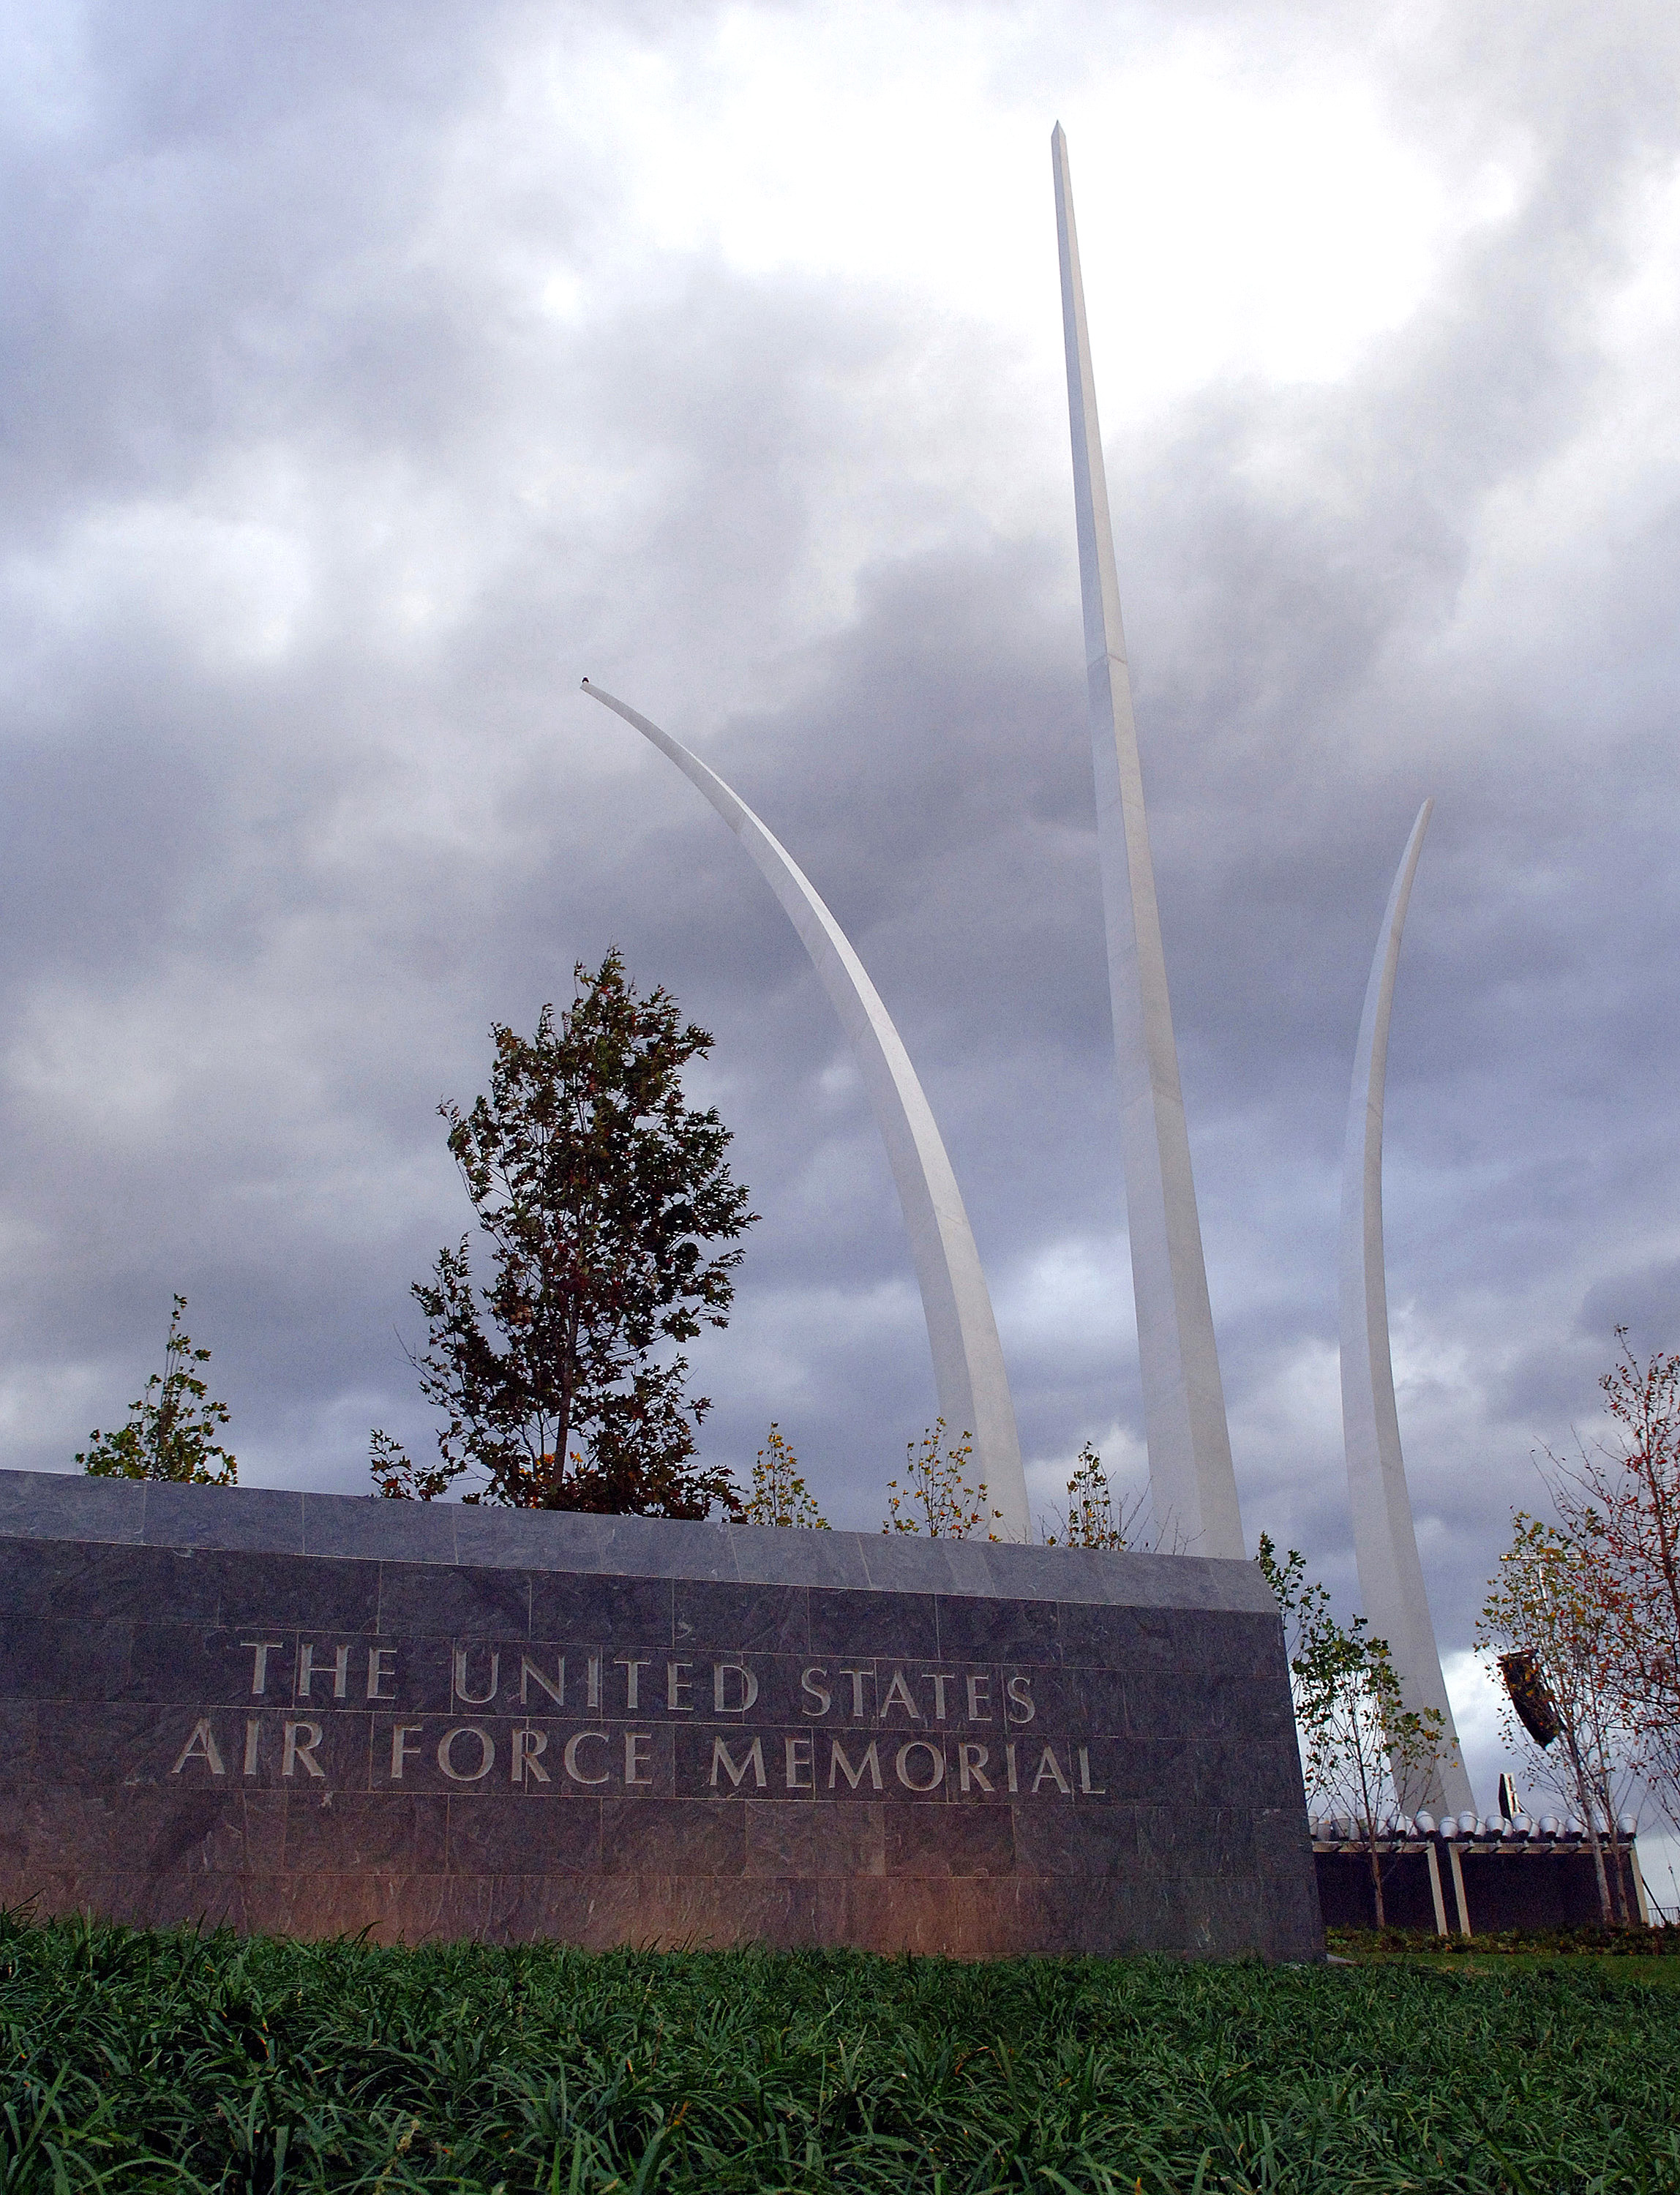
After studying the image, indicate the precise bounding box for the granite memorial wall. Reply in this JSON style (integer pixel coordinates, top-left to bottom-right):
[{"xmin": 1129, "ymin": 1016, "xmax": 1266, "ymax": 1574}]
[{"xmin": 0, "ymin": 1470, "xmax": 1323, "ymax": 1959}]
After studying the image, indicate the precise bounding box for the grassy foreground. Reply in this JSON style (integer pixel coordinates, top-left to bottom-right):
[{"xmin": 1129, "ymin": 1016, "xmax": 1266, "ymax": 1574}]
[{"xmin": 2, "ymin": 1915, "xmax": 1678, "ymax": 2194}]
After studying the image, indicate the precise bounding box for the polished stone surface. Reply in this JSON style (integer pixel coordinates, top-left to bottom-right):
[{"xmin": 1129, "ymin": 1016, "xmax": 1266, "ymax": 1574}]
[
  {"xmin": 580, "ymin": 679, "xmax": 1027, "ymax": 1540},
  {"xmin": 1338, "ymin": 800, "xmax": 1473, "ymax": 1816},
  {"xmin": 0, "ymin": 1470, "xmax": 1321, "ymax": 1957}
]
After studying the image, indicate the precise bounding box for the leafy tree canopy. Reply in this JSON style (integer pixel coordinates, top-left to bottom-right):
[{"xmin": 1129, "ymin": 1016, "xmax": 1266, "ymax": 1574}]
[{"xmin": 372, "ymin": 950, "xmax": 755, "ymax": 1515}]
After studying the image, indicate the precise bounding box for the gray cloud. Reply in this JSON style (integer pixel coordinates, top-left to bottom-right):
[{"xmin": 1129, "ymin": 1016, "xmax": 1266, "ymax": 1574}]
[{"xmin": 3, "ymin": 0, "xmax": 1679, "ymax": 1815}]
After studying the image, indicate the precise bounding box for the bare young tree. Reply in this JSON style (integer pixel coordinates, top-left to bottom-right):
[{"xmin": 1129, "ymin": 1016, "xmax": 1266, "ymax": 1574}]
[
  {"xmin": 881, "ymin": 1421, "xmax": 1002, "ymax": 1538},
  {"xmin": 1037, "ymin": 1444, "xmax": 1188, "ymax": 1553},
  {"xmin": 1549, "ymin": 1333, "xmax": 1680, "ymax": 1835},
  {"xmin": 1260, "ymin": 1536, "xmax": 1451, "ymax": 1929},
  {"xmin": 1040, "ymin": 1442, "xmax": 1144, "ymax": 1550},
  {"xmin": 1477, "ymin": 1512, "xmax": 1636, "ymax": 1925}
]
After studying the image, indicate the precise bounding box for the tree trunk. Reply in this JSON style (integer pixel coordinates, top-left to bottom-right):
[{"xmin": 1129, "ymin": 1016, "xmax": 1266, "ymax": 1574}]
[
  {"xmin": 1604, "ymin": 1821, "xmax": 1630, "ymax": 1926},
  {"xmin": 1595, "ymin": 1767, "xmax": 1629, "ymax": 1926},
  {"xmin": 1566, "ymin": 1733, "xmax": 1613, "ymax": 1924},
  {"xmin": 1587, "ymin": 1761, "xmax": 1628, "ymax": 1926},
  {"xmin": 1367, "ymin": 1828, "xmax": 1386, "ymax": 1929},
  {"xmin": 543, "ymin": 1313, "xmax": 579, "ymax": 1509},
  {"xmin": 1585, "ymin": 1817, "xmax": 1614, "ymax": 1926}
]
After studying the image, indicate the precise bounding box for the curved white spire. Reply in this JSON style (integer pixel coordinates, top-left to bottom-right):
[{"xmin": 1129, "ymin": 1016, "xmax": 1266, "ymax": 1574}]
[
  {"xmin": 581, "ymin": 679, "xmax": 1030, "ymax": 1541},
  {"xmin": 1051, "ymin": 125, "xmax": 1244, "ymax": 1558},
  {"xmin": 1340, "ymin": 800, "xmax": 1474, "ymax": 1816}
]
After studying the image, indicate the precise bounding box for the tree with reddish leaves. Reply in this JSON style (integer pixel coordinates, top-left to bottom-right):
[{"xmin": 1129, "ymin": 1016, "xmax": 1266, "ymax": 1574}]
[
  {"xmin": 371, "ymin": 950, "xmax": 754, "ymax": 1515},
  {"xmin": 1552, "ymin": 1333, "xmax": 1680, "ymax": 1835},
  {"xmin": 1477, "ymin": 1513, "xmax": 1635, "ymax": 1925}
]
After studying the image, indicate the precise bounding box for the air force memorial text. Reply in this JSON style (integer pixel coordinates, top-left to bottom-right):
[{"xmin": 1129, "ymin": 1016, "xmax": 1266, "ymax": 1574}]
[{"xmin": 170, "ymin": 1639, "xmax": 1109, "ymax": 1801}]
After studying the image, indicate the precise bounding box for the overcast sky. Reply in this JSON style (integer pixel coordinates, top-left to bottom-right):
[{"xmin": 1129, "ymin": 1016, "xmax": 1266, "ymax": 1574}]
[{"xmin": 3, "ymin": 0, "xmax": 1678, "ymax": 1823}]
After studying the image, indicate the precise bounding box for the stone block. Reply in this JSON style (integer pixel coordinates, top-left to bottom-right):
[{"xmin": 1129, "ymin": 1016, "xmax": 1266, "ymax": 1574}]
[
  {"xmin": 0, "ymin": 1614, "xmax": 130, "ymax": 1702},
  {"xmin": 934, "ymin": 1591, "xmax": 1062, "ymax": 1664},
  {"xmin": 446, "ymin": 1795, "xmax": 601, "ymax": 1877},
  {"xmin": 282, "ymin": 1791, "xmax": 449, "ymax": 1872},
  {"xmin": 210, "ymin": 1550, "xmax": 383, "ymax": 1635},
  {"xmin": 672, "ymin": 1580, "xmax": 808, "ymax": 1655},
  {"xmin": 0, "ymin": 1541, "xmax": 216, "ymax": 1624},
  {"xmin": 600, "ymin": 1795, "xmax": 746, "ymax": 1877},
  {"xmin": 378, "ymin": 1560, "xmax": 531, "ymax": 1640},
  {"xmin": 807, "ymin": 1586, "xmax": 937, "ymax": 1659},
  {"xmin": 528, "ymin": 1572, "xmax": 672, "ymax": 1647},
  {"xmin": 146, "ymin": 1483, "xmax": 305, "ymax": 1554},
  {"xmin": 743, "ymin": 1798, "xmax": 885, "ymax": 1878},
  {"xmin": 728, "ymin": 1524, "xmax": 870, "ymax": 1591},
  {"xmin": 0, "ymin": 1470, "xmax": 145, "ymax": 1548},
  {"xmin": 304, "ymin": 1496, "xmax": 459, "ymax": 1566},
  {"xmin": 884, "ymin": 1804, "xmax": 1016, "ymax": 1877},
  {"xmin": 0, "ymin": 1469, "xmax": 1321, "ymax": 1959}
]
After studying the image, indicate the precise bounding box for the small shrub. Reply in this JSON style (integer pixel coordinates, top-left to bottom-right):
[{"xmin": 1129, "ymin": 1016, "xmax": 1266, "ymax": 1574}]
[
  {"xmin": 882, "ymin": 1419, "xmax": 1002, "ymax": 1536},
  {"xmin": 738, "ymin": 1424, "xmax": 829, "ymax": 1528},
  {"xmin": 77, "ymin": 1296, "xmax": 235, "ymax": 1485}
]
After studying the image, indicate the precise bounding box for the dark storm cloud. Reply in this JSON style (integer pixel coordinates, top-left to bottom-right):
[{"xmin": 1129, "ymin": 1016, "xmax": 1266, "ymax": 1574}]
[{"xmin": 2, "ymin": 0, "xmax": 1678, "ymax": 1834}]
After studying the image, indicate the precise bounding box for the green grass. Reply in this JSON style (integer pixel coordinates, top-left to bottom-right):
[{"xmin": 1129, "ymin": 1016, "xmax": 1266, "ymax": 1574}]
[
  {"xmin": 3, "ymin": 1913, "xmax": 1679, "ymax": 2193},
  {"xmin": 1328, "ymin": 1924, "xmax": 1680, "ymax": 1959},
  {"xmin": 1398, "ymin": 1953, "xmax": 1680, "ymax": 1982},
  {"xmin": 1326, "ymin": 1924, "xmax": 1680, "ymax": 1984}
]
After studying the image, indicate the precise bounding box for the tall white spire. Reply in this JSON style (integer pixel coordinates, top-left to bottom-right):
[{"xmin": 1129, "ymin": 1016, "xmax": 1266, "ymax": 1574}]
[
  {"xmin": 582, "ymin": 679, "xmax": 1030, "ymax": 1542},
  {"xmin": 1051, "ymin": 125, "xmax": 1244, "ymax": 1558},
  {"xmin": 1340, "ymin": 800, "xmax": 1474, "ymax": 1815}
]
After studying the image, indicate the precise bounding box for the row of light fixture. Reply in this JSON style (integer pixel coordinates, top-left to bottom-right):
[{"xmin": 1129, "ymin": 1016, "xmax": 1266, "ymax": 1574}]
[{"xmin": 1309, "ymin": 1811, "xmax": 1640, "ymax": 1842}]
